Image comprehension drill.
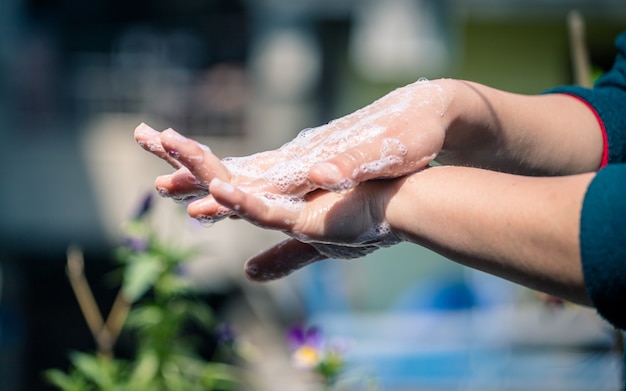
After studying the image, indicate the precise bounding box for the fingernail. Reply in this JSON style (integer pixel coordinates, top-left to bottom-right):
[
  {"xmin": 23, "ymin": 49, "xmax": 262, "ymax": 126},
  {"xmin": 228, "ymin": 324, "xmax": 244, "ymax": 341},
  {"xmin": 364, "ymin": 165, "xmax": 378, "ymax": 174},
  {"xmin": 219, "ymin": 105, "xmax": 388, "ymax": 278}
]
[
  {"xmin": 245, "ymin": 263, "xmax": 259, "ymax": 277},
  {"xmin": 189, "ymin": 196, "xmax": 213, "ymax": 210},
  {"xmin": 162, "ymin": 128, "xmax": 188, "ymax": 143},
  {"xmin": 135, "ymin": 122, "xmax": 157, "ymax": 136},
  {"xmin": 313, "ymin": 162, "xmax": 341, "ymax": 182},
  {"xmin": 312, "ymin": 162, "xmax": 355, "ymax": 191},
  {"xmin": 210, "ymin": 178, "xmax": 235, "ymax": 193},
  {"xmin": 244, "ymin": 258, "xmax": 274, "ymax": 281}
]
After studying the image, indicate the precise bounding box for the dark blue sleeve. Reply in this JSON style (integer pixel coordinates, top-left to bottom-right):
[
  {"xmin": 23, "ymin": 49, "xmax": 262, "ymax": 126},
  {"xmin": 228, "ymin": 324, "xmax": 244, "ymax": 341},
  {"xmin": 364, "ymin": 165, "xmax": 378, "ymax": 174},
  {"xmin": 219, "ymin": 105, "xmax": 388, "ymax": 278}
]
[
  {"xmin": 580, "ymin": 163, "xmax": 626, "ymax": 330},
  {"xmin": 545, "ymin": 31, "xmax": 626, "ymax": 164}
]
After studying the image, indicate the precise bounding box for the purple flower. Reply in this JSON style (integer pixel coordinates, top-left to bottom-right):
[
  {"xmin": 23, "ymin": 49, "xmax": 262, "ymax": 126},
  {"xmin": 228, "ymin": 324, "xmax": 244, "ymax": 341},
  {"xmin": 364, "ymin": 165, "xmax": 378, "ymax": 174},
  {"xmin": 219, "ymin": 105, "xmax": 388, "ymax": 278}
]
[
  {"xmin": 286, "ymin": 325, "xmax": 347, "ymax": 385},
  {"xmin": 133, "ymin": 192, "xmax": 154, "ymax": 221},
  {"xmin": 123, "ymin": 236, "xmax": 149, "ymax": 253},
  {"xmin": 287, "ymin": 325, "xmax": 322, "ymax": 350},
  {"xmin": 286, "ymin": 325, "xmax": 324, "ymax": 369},
  {"xmin": 120, "ymin": 192, "xmax": 154, "ymax": 252},
  {"xmin": 215, "ymin": 323, "xmax": 237, "ymax": 345}
]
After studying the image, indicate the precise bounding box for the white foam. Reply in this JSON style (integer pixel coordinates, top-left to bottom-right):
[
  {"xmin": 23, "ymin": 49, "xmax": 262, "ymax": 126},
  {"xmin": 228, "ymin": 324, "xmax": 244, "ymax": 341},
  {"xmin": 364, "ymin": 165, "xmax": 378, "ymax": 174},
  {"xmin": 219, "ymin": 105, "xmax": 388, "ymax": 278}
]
[
  {"xmin": 156, "ymin": 186, "xmax": 170, "ymax": 197},
  {"xmin": 195, "ymin": 214, "xmax": 216, "ymax": 227},
  {"xmin": 146, "ymin": 140, "xmax": 163, "ymax": 153},
  {"xmin": 308, "ymin": 223, "xmax": 403, "ymax": 259},
  {"xmin": 213, "ymin": 178, "xmax": 235, "ymax": 193},
  {"xmin": 156, "ymin": 183, "xmax": 208, "ymax": 203},
  {"xmin": 219, "ymin": 78, "xmax": 447, "ymax": 197},
  {"xmin": 222, "ymin": 156, "xmax": 265, "ymax": 179},
  {"xmin": 195, "ymin": 207, "xmax": 233, "ymax": 227},
  {"xmin": 257, "ymin": 192, "xmax": 306, "ymax": 213},
  {"xmin": 289, "ymin": 218, "xmax": 403, "ymax": 260}
]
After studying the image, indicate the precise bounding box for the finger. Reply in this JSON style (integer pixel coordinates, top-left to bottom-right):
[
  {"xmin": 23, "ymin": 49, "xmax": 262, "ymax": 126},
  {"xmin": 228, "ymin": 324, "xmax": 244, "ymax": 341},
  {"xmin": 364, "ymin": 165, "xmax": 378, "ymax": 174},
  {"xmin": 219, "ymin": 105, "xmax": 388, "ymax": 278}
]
[
  {"xmin": 134, "ymin": 123, "xmax": 183, "ymax": 169},
  {"xmin": 159, "ymin": 128, "xmax": 231, "ymax": 185},
  {"xmin": 206, "ymin": 178, "xmax": 300, "ymax": 231},
  {"xmin": 244, "ymin": 238, "xmax": 326, "ymax": 281},
  {"xmin": 186, "ymin": 194, "xmax": 233, "ymax": 224},
  {"xmin": 155, "ymin": 168, "xmax": 209, "ymax": 202}
]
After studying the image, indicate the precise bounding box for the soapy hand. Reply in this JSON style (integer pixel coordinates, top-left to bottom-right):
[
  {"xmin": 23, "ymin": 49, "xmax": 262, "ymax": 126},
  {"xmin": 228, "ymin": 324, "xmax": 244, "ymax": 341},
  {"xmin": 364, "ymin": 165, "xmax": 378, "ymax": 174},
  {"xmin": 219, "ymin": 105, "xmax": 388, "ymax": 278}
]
[
  {"xmin": 135, "ymin": 123, "xmax": 297, "ymax": 224},
  {"xmin": 135, "ymin": 120, "xmax": 408, "ymax": 279},
  {"xmin": 304, "ymin": 78, "xmax": 449, "ymax": 191},
  {"xmin": 135, "ymin": 79, "xmax": 450, "ymax": 225},
  {"xmin": 207, "ymin": 176, "xmax": 403, "ymax": 281}
]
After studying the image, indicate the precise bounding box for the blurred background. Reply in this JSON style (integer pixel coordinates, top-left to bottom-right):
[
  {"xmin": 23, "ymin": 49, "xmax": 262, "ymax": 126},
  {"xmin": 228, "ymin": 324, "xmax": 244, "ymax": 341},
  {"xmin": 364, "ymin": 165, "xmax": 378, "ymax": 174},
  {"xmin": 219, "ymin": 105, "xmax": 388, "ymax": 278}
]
[{"xmin": 0, "ymin": 0, "xmax": 625, "ymax": 390}]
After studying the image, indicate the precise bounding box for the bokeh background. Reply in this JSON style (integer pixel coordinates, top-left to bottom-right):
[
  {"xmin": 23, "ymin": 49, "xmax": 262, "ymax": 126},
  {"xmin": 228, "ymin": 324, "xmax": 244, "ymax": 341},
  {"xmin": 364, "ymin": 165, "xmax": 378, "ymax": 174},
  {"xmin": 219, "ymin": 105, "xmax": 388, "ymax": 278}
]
[{"xmin": 0, "ymin": 0, "xmax": 625, "ymax": 390}]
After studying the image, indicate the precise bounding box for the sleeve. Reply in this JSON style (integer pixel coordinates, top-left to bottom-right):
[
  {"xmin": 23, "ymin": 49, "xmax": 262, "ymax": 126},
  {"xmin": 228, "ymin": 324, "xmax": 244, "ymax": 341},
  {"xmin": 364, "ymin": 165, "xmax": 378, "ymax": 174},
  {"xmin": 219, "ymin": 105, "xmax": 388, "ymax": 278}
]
[
  {"xmin": 545, "ymin": 31, "xmax": 626, "ymax": 165},
  {"xmin": 580, "ymin": 163, "xmax": 626, "ymax": 330}
]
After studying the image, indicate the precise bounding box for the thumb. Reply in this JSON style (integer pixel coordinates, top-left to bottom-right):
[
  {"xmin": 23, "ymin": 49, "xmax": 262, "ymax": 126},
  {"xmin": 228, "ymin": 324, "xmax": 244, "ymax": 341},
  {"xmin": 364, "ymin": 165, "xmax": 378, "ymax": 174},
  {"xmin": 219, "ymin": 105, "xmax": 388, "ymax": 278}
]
[
  {"xmin": 308, "ymin": 141, "xmax": 408, "ymax": 191},
  {"xmin": 245, "ymin": 239, "xmax": 327, "ymax": 281}
]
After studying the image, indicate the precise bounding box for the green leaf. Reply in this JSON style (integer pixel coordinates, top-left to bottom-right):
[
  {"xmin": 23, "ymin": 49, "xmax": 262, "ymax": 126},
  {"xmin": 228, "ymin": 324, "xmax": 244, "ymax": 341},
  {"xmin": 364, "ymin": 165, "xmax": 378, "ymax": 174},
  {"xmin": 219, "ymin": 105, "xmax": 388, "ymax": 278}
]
[
  {"xmin": 122, "ymin": 253, "xmax": 163, "ymax": 302},
  {"xmin": 69, "ymin": 352, "xmax": 116, "ymax": 390},
  {"xmin": 44, "ymin": 369, "xmax": 79, "ymax": 391},
  {"xmin": 201, "ymin": 363, "xmax": 240, "ymax": 390},
  {"xmin": 127, "ymin": 350, "xmax": 159, "ymax": 390},
  {"xmin": 182, "ymin": 301, "xmax": 215, "ymax": 331},
  {"xmin": 126, "ymin": 304, "xmax": 164, "ymax": 329},
  {"xmin": 316, "ymin": 352, "xmax": 345, "ymax": 385},
  {"xmin": 150, "ymin": 240, "xmax": 197, "ymax": 267},
  {"xmin": 154, "ymin": 273, "xmax": 193, "ymax": 298}
]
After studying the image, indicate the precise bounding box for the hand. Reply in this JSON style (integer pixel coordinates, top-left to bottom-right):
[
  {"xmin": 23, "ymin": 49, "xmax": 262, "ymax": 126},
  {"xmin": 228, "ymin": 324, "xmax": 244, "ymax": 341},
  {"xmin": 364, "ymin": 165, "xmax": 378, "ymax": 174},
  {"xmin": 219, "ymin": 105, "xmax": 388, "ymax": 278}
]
[
  {"xmin": 207, "ymin": 177, "xmax": 403, "ymax": 281},
  {"xmin": 135, "ymin": 78, "xmax": 451, "ymax": 204},
  {"xmin": 135, "ymin": 123, "xmax": 302, "ymax": 223},
  {"xmin": 305, "ymin": 78, "xmax": 450, "ymax": 191},
  {"xmin": 136, "ymin": 122, "xmax": 405, "ymax": 280}
]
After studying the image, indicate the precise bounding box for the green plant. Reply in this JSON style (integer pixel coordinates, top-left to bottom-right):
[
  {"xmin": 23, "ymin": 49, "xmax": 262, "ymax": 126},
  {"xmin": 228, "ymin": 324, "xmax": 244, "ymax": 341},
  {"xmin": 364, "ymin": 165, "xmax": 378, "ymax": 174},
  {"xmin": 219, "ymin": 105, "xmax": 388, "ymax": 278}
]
[{"xmin": 45, "ymin": 194, "xmax": 243, "ymax": 391}]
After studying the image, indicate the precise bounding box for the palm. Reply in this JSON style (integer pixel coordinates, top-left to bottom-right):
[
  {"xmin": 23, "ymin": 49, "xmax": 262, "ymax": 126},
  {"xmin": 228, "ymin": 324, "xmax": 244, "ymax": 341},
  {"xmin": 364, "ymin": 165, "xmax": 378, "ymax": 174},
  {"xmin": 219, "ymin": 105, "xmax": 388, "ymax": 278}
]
[{"xmin": 208, "ymin": 177, "xmax": 402, "ymax": 260}]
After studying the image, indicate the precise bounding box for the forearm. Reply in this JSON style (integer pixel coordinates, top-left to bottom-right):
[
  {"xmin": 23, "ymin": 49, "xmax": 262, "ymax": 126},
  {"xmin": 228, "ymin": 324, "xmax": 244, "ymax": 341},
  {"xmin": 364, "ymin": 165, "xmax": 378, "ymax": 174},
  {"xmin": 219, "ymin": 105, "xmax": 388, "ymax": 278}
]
[
  {"xmin": 385, "ymin": 166, "xmax": 595, "ymax": 305},
  {"xmin": 436, "ymin": 79, "xmax": 604, "ymax": 175}
]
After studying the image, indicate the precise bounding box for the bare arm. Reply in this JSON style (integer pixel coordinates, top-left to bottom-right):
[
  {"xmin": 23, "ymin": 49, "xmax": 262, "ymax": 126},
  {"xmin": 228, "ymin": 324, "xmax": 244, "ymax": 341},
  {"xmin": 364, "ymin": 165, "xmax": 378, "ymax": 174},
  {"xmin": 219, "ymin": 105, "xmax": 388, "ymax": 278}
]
[
  {"xmin": 384, "ymin": 166, "xmax": 594, "ymax": 305},
  {"xmin": 135, "ymin": 77, "xmax": 603, "ymax": 214},
  {"xmin": 307, "ymin": 78, "xmax": 604, "ymax": 189},
  {"xmin": 204, "ymin": 164, "xmax": 594, "ymax": 305},
  {"xmin": 436, "ymin": 79, "xmax": 604, "ymax": 175},
  {"xmin": 136, "ymin": 115, "xmax": 595, "ymax": 303}
]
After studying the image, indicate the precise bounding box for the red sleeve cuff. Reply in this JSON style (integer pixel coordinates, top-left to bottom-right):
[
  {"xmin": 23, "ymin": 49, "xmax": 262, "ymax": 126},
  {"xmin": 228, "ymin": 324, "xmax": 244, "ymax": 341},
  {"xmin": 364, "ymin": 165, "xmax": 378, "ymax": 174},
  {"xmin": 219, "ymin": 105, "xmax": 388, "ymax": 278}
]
[{"xmin": 560, "ymin": 93, "xmax": 609, "ymax": 168}]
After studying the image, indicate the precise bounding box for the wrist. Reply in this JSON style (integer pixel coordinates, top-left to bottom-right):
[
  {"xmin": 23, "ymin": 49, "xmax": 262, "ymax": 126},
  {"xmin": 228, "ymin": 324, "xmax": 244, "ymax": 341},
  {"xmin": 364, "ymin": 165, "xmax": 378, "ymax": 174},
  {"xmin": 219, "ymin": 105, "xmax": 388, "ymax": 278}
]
[
  {"xmin": 435, "ymin": 79, "xmax": 500, "ymax": 165},
  {"xmin": 383, "ymin": 170, "xmax": 433, "ymax": 241},
  {"xmin": 432, "ymin": 78, "xmax": 462, "ymax": 133},
  {"xmin": 431, "ymin": 78, "xmax": 473, "ymax": 158}
]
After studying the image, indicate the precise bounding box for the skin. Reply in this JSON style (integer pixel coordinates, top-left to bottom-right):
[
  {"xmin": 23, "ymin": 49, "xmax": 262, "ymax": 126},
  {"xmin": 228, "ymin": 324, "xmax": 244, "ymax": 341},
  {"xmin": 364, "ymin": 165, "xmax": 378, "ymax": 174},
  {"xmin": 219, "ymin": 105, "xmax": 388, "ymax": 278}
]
[
  {"xmin": 437, "ymin": 80, "xmax": 603, "ymax": 175},
  {"xmin": 135, "ymin": 78, "xmax": 603, "ymax": 204},
  {"xmin": 134, "ymin": 78, "xmax": 604, "ymax": 304},
  {"xmin": 207, "ymin": 167, "xmax": 594, "ymax": 306}
]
